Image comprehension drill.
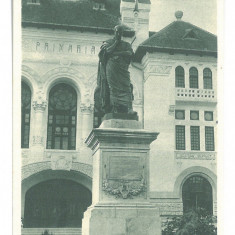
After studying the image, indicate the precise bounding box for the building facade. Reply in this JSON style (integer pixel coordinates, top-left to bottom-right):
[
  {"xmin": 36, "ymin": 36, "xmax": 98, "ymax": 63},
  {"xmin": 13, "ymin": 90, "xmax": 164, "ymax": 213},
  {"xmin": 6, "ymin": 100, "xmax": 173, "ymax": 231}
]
[{"xmin": 21, "ymin": 0, "xmax": 217, "ymax": 234}]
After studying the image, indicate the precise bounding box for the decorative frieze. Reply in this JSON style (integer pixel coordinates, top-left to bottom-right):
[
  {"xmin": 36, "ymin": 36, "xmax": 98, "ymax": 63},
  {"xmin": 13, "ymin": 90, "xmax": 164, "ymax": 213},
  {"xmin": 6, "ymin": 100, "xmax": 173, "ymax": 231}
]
[
  {"xmin": 175, "ymin": 88, "xmax": 216, "ymax": 102},
  {"xmin": 102, "ymin": 178, "xmax": 145, "ymax": 199},
  {"xmin": 22, "ymin": 160, "xmax": 92, "ymax": 180},
  {"xmin": 147, "ymin": 65, "xmax": 172, "ymax": 76},
  {"xmin": 71, "ymin": 162, "xmax": 93, "ymax": 178},
  {"xmin": 32, "ymin": 100, "xmax": 47, "ymax": 112},
  {"xmin": 175, "ymin": 151, "xmax": 216, "ymax": 160},
  {"xmin": 157, "ymin": 202, "xmax": 183, "ymax": 216},
  {"xmin": 22, "ymin": 162, "xmax": 51, "ymax": 180}
]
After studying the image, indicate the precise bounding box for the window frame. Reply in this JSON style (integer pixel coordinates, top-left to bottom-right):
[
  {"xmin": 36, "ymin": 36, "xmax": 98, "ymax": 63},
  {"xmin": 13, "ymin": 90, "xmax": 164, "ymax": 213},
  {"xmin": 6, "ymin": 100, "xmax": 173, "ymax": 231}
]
[
  {"xmin": 21, "ymin": 82, "xmax": 31, "ymax": 148},
  {"xmin": 190, "ymin": 126, "xmax": 200, "ymax": 150},
  {"xmin": 203, "ymin": 68, "xmax": 213, "ymax": 89},
  {"xmin": 205, "ymin": 126, "xmax": 215, "ymax": 151},
  {"xmin": 189, "ymin": 67, "xmax": 199, "ymax": 89},
  {"xmin": 175, "ymin": 110, "xmax": 185, "ymax": 120},
  {"xmin": 46, "ymin": 83, "xmax": 77, "ymax": 150},
  {"xmin": 204, "ymin": 111, "xmax": 214, "ymax": 121},
  {"xmin": 190, "ymin": 110, "xmax": 199, "ymax": 120},
  {"xmin": 175, "ymin": 125, "xmax": 186, "ymax": 150},
  {"xmin": 175, "ymin": 66, "xmax": 185, "ymax": 88}
]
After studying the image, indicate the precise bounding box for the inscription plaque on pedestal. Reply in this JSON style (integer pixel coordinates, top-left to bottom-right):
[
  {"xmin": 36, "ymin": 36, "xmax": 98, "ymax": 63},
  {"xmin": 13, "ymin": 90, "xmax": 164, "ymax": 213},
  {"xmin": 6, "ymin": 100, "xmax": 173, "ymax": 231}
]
[{"xmin": 109, "ymin": 156, "xmax": 142, "ymax": 180}]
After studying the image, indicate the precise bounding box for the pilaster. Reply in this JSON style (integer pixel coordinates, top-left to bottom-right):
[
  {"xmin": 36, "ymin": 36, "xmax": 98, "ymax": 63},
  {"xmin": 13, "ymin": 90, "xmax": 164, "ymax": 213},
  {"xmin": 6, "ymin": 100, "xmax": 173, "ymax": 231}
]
[
  {"xmin": 80, "ymin": 103, "xmax": 94, "ymax": 141},
  {"xmin": 30, "ymin": 98, "xmax": 47, "ymax": 160}
]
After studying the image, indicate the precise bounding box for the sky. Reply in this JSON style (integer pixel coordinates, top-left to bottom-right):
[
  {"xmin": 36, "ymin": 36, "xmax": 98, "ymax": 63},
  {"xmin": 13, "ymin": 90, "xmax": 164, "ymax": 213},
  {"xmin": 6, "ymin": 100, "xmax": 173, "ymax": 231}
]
[{"xmin": 149, "ymin": 0, "xmax": 217, "ymax": 35}]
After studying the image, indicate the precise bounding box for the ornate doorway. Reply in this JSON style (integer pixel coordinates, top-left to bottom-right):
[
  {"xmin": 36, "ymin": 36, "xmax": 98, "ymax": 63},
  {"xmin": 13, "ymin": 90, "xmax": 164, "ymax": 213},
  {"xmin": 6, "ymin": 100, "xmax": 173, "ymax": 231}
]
[{"xmin": 24, "ymin": 179, "xmax": 92, "ymax": 228}]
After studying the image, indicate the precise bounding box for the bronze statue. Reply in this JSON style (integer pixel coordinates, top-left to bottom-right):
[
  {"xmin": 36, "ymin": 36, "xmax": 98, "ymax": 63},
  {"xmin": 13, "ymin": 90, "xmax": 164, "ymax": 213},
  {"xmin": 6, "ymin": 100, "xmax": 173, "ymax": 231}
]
[{"xmin": 95, "ymin": 25, "xmax": 135, "ymax": 115}]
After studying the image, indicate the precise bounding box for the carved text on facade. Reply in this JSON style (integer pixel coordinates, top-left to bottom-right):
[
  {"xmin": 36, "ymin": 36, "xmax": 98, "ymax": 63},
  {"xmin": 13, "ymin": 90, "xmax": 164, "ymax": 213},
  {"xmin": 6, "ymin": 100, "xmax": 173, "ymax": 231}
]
[
  {"xmin": 175, "ymin": 151, "xmax": 216, "ymax": 160},
  {"xmin": 34, "ymin": 40, "xmax": 97, "ymax": 55},
  {"xmin": 157, "ymin": 202, "xmax": 183, "ymax": 216}
]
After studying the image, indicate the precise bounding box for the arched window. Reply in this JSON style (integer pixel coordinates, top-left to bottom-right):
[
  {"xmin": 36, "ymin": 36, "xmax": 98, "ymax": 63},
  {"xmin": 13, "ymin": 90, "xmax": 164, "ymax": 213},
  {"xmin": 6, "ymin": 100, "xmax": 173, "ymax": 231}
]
[
  {"xmin": 175, "ymin": 66, "xmax": 185, "ymax": 88},
  {"xmin": 189, "ymin": 67, "xmax": 198, "ymax": 89},
  {"xmin": 203, "ymin": 68, "xmax": 213, "ymax": 89},
  {"xmin": 47, "ymin": 83, "xmax": 77, "ymax": 150},
  {"xmin": 182, "ymin": 175, "xmax": 213, "ymax": 214},
  {"xmin": 21, "ymin": 82, "xmax": 31, "ymax": 148}
]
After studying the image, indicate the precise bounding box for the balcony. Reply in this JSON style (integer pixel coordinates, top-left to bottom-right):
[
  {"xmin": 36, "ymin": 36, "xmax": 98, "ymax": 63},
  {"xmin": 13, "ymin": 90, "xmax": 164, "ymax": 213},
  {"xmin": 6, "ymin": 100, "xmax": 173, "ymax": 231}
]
[{"xmin": 175, "ymin": 88, "xmax": 216, "ymax": 103}]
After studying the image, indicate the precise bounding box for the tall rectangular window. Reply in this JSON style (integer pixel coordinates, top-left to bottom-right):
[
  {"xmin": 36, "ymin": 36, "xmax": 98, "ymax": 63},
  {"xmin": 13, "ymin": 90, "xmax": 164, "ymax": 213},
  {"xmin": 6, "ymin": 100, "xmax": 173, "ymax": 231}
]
[
  {"xmin": 21, "ymin": 81, "xmax": 31, "ymax": 148},
  {"xmin": 190, "ymin": 126, "xmax": 200, "ymax": 150},
  {"xmin": 176, "ymin": 125, "xmax": 185, "ymax": 150},
  {"xmin": 175, "ymin": 66, "xmax": 185, "ymax": 88},
  {"xmin": 205, "ymin": 126, "xmax": 215, "ymax": 151},
  {"xmin": 203, "ymin": 68, "xmax": 213, "ymax": 89},
  {"xmin": 189, "ymin": 67, "xmax": 199, "ymax": 89}
]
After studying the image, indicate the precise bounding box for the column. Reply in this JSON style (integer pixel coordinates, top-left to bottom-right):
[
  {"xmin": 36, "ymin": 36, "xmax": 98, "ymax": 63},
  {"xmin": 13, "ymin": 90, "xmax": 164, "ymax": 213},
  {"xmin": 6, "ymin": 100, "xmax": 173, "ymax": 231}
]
[
  {"xmin": 31, "ymin": 99, "xmax": 47, "ymax": 159},
  {"xmin": 80, "ymin": 103, "xmax": 94, "ymax": 141}
]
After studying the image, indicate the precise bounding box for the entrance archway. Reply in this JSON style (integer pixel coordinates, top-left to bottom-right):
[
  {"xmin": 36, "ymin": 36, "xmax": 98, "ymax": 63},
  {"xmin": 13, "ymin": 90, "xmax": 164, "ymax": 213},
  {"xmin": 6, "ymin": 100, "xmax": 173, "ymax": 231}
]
[
  {"xmin": 24, "ymin": 179, "xmax": 92, "ymax": 228},
  {"xmin": 182, "ymin": 175, "xmax": 213, "ymax": 214}
]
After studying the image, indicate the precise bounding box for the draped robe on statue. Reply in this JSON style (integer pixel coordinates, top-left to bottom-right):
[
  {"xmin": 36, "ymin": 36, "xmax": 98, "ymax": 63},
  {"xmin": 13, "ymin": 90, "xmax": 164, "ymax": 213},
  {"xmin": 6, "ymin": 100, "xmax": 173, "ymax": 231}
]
[{"xmin": 96, "ymin": 38, "xmax": 134, "ymax": 113}]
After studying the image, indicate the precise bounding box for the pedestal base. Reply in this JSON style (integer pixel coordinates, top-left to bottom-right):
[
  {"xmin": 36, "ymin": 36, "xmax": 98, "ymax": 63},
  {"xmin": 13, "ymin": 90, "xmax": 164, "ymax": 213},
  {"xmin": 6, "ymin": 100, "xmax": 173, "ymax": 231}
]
[
  {"xmin": 83, "ymin": 120, "xmax": 160, "ymax": 235},
  {"xmin": 103, "ymin": 112, "xmax": 138, "ymax": 121},
  {"xmin": 82, "ymin": 204, "xmax": 161, "ymax": 235}
]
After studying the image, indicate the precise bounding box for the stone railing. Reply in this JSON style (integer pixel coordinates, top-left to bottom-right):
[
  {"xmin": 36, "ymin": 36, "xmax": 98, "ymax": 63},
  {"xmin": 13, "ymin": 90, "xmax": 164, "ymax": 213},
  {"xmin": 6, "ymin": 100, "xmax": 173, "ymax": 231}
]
[
  {"xmin": 175, "ymin": 88, "xmax": 216, "ymax": 102},
  {"xmin": 175, "ymin": 151, "xmax": 216, "ymax": 160}
]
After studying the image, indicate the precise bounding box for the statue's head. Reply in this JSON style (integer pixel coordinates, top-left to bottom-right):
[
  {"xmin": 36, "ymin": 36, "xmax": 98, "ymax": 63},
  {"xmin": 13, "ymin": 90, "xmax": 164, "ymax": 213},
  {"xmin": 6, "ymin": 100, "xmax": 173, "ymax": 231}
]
[{"xmin": 114, "ymin": 25, "xmax": 124, "ymax": 41}]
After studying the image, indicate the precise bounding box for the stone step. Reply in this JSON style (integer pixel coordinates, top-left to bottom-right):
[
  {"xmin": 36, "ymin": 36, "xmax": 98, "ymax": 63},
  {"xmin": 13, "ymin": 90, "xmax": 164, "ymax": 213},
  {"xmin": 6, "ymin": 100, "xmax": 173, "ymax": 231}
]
[{"xmin": 21, "ymin": 228, "xmax": 82, "ymax": 235}]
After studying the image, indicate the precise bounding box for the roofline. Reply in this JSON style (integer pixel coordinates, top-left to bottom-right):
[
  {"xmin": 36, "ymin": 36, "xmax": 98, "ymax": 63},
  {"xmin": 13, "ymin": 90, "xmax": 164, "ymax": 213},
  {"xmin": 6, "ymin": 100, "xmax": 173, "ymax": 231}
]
[
  {"xmin": 141, "ymin": 20, "xmax": 217, "ymax": 46},
  {"xmin": 122, "ymin": 0, "xmax": 151, "ymax": 4},
  {"xmin": 22, "ymin": 21, "xmax": 135, "ymax": 37},
  {"xmin": 134, "ymin": 45, "xmax": 217, "ymax": 62}
]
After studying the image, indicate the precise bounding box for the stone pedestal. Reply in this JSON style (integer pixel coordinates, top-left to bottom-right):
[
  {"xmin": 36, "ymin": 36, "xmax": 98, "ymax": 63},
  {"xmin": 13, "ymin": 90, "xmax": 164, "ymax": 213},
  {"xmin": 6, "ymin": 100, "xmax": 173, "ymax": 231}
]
[{"xmin": 82, "ymin": 119, "xmax": 160, "ymax": 235}]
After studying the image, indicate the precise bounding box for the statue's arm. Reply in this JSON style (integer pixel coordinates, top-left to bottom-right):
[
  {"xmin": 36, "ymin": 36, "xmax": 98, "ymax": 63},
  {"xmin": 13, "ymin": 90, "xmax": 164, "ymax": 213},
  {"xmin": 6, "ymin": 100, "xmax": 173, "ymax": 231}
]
[
  {"xmin": 105, "ymin": 40, "xmax": 119, "ymax": 54},
  {"xmin": 112, "ymin": 51, "xmax": 133, "ymax": 57},
  {"xmin": 112, "ymin": 42, "xmax": 133, "ymax": 57}
]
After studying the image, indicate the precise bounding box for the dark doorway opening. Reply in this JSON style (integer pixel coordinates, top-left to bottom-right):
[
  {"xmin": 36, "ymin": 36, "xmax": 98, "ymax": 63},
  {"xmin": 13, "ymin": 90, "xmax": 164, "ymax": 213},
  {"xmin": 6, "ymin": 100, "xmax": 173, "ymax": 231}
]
[
  {"xmin": 24, "ymin": 179, "xmax": 92, "ymax": 228},
  {"xmin": 182, "ymin": 175, "xmax": 213, "ymax": 214}
]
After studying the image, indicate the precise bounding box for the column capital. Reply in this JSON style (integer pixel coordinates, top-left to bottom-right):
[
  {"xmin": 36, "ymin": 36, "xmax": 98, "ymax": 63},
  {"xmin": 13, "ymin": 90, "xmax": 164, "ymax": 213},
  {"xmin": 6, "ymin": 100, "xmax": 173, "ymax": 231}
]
[
  {"xmin": 32, "ymin": 99, "xmax": 47, "ymax": 112},
  {"xmin": 32, "ymin": 135, "xmax": 44, "ymax": 146},
  {"xmin": 80, "ymin": 103, "xmax": 94, "ymax": 113}
]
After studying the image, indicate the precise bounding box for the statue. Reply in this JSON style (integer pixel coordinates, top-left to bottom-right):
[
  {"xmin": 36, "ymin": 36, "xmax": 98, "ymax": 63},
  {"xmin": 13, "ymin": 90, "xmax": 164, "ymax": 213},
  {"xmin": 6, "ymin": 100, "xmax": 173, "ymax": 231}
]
[{"xmin": 95, "ymin": 25, "xmax": 136, "ymax": 116}]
